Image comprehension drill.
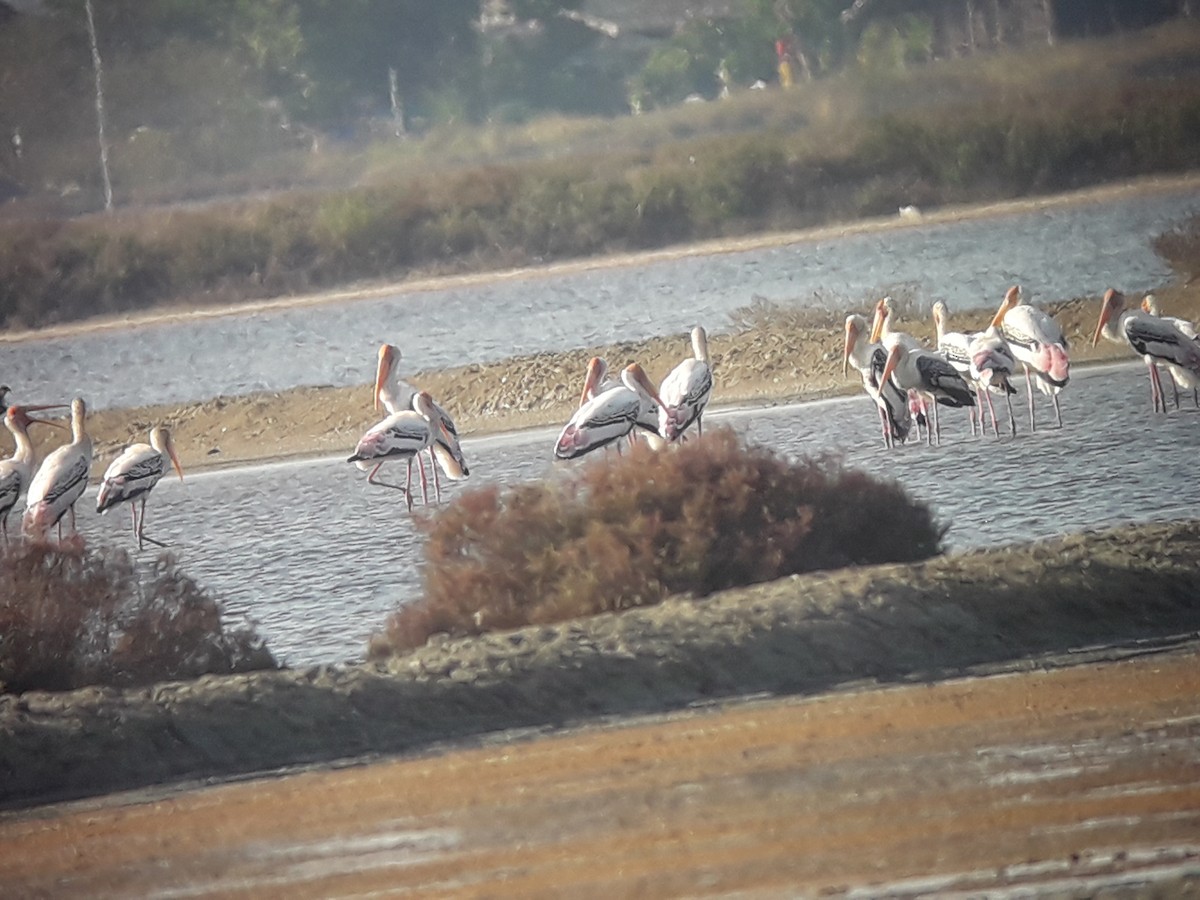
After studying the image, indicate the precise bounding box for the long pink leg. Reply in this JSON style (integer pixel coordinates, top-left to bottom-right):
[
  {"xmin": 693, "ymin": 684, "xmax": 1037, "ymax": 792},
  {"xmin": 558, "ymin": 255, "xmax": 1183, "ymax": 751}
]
[
  {"xmin": 982, "ymin": 388, "xmax": 999, "ymax": 436},
  {"xmin": 415, "ymin": 453, "xmax": 429, "ymax": 506},
  {"xmin": 367, "ymin": 462, "xmax": 412, "ymax": 512},
  {"xmin": 425, "ymin": 448, "xmax": 442, "ymax": 503}
]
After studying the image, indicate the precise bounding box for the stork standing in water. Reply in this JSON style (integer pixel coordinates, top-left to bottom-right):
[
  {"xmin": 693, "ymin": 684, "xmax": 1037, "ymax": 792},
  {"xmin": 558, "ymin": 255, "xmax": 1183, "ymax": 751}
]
[
  {"xmin": 374, "ymin": 343, "xmax": 468, "ymax": 502},
  {"xmin": 878, "ymin": 339, "xmax": 976, "ymax": 446},
  {"xmin": 349, "ymin": 391, "xmax": 450, "ymax": 512},
  {"xmin": 931, "ymin": 301, "xmax": 990, "ymax": 436},
  {"xmin": 579, "ymin": 356, "xmax": 664, "ymax": 451},
  {"xmin": 96, "ymin": 426, "xmax": 185, "ymax": 550},
  {"xmin": 555, "ymin": 364, "xmax": 666, "ymax": 460},
  {"xmin": 968, "ymin": 308, "xmax": 1020, "ymax": 436},
  {"xmin": 0, "ymin": 404, "xmax": 65, "ymax": 545},
  {"xmin": 1141, "ymin": 294, "xmax": 1200, "ymax": 409},
  {"xmin": 1092, "ymin": 288, "xmax": 1200, "ymax": 414},
  {"xmin": 995, "ymin": 285, "xmax": 1069, "ymax": 431},
  {"xmin": 869, "ymin": 297, "xmax": 932, "ymax": 442},
  {"xmin": 842, "ymin": 313, "xmax": 912, "ymax": 447},
  {"xmin": 23, "ymin": 397, "xmax": 93, "ymax": 544},
  {"xmin": 658, "ymin": 326, "xmax": 712, "ymax": 442}
]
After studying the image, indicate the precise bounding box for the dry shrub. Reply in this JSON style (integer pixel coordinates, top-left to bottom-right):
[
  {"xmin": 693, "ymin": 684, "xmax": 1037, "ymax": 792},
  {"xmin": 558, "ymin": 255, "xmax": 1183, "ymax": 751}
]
[
  {"xmin": 1153, "ymin": 214, "xmax": 1200, "ymax": 283},
  {"xmin": 0, "ymin": 544, "xmax": 276, "ymax": 694},
  {"xmin": 373, "ymin": 430, "xmax": 943, "ymax": 655}
]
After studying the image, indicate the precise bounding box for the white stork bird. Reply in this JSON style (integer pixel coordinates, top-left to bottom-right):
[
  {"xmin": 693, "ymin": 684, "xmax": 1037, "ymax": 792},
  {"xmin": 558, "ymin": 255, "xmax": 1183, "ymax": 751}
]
[
  {"xmin": 995, "ymin": 285, "xmax": 1069, "ymax": 431},
  {"xmin": 878, "ymin": 339, "xmax": 976, "ymax": 446},
  {"xmin": 1141, "ymin": 294, "xmax": 1200, "ymax": 409},
  {"xmin": 23, "ymin": 397, "xmax": 93, "ymax": 544},
  {"xmin": 374, "ymin": 342, "xmax": 468, "ymax": 501},
  {"xmin": 842, "ymin": 313, "xmax": 912, "ymax": 447},
  {"xmin": 349, "ymin": 390, "xmax": 449, "ymax": 511},
  {"xmin": 0, "ymin": 404, "xmax": 65, "ymax": 544},
  {"xmin": 555, "ymin": 364, "xmax": 665, "ymax": 460},
  {"xmin": 658, "ymin": 326, "xmax": 713, "ymax": 442},
  {"xmin": 1093, "ymin": 288, "xmax": 1200, "ymax": 415},
  {"xmin": 96, "ymin": 426, "xmax": 185, "ymax": 550}
]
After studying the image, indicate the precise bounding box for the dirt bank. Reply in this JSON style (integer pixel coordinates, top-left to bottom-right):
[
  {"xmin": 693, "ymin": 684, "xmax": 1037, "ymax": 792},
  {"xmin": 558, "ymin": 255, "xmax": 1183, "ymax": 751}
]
[{"xmin": 3, "ymin": 518, "xmax": 1199, "ymax": 810}]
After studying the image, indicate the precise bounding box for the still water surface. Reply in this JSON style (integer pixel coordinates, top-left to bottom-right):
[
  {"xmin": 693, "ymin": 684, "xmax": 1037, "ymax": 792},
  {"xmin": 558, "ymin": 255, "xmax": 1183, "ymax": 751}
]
[
  {"xmin": 78, "ymin": 361, "xmax": 1200, "ymax": 668},
  {"xmin": 4, "ymin": 186, "xmax": 1199, "ymax": 411}
]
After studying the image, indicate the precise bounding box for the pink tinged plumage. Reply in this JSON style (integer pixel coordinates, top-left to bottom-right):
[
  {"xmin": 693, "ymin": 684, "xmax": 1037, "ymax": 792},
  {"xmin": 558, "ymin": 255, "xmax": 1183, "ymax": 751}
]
[
  {"xmin": 658, "ymin": 326, "xmax": 713, "ymax": 443},
  {"xmin": 374, "ymin": 342, "xmax": 469, "ymax": 488},
  {"xmin": 0, "ymin": 404, "xmax": 65, "ymax": 543},
  {"xmin": 995, "ymin": 286, "xmax": 1070, "ymax": 431},
  {"xmin": 349, "ymin": 391, "xmax": 448, "ymax": 511},
  {"xmin": 554, "ymin": 364, "xmax": 665, "ymax": 460}
]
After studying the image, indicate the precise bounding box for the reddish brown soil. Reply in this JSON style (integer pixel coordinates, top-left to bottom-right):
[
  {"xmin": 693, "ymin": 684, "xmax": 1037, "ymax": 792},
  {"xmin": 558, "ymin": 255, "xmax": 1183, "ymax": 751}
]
[{"xmin": 2, "ymin": 644, "xmax": 1198, "ymax": 897}]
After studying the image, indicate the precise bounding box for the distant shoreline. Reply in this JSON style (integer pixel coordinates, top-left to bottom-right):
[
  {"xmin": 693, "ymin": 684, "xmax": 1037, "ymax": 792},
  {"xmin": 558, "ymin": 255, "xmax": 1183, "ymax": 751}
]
[{"xmin": 4, "ymin": 171, "xmax": 1198, "ymax": 346}]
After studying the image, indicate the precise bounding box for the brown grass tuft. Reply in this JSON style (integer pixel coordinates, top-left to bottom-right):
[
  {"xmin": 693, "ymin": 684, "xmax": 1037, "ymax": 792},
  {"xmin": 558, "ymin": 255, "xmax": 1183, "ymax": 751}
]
[
  {"xmin": 0, "ymin": 544, "xmax": 277, "ymax": 694},
  {"xmin": 372, "ymin": 430, "xmax": 943, "ymax": 656}
]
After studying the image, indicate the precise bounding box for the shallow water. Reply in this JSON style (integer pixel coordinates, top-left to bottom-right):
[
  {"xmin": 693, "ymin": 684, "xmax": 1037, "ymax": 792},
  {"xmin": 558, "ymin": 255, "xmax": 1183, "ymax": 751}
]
[
  {"xmin": 4, "ymin": 187, "xmax": 1199, "ymax": 411},
  {"xmin": 76, "ymin": 361, "xmax": 1200, "ymax": 667}
]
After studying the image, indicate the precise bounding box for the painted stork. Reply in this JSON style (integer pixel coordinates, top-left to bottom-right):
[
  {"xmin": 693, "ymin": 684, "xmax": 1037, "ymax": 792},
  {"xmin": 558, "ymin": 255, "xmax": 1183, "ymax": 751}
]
[
  {"xmin": 658, "ymin": 326, "xmax": 713, "ymax": 442},
  {"xmin": 1141, "ymin": 293, "xmax": 1200, "ymax": 409},
  {"xmin": 96, "ymin": 426, "xmax": 185, "ymax": 550},
  {"xmin": 842, "ymin": 313, "xmax": 912, "ymax": 447},
  {"xmin": 1092, "ymin": 288, "xmax": 1200, "ymax": 414},
  {"xmin": 995, "ymin": 285, "xmax": 1069, "ymax": 431},
  {"xmin": 931, "ymin": 300, "xmax": 990, "ymax": 436},
  {"xmin": 374, "ymin": 342, "xmax": 469, "ymax": 501},
  {"xmin": 967, "ymin": 317, "xmax": 1019, "ymax": 437},
  {"xmin": 878, "ymin": 340, "xmax": 975, "ymax": 446},
  {"xmin": 349, "ymin": 390, "xmax": 449, "ymax": 511},
  {"xmin": 23, "ymin": 397, "xmax": 93, "ymax": 543},
  {"xmin": 580, "ymin": 356, "xmax": 664, "ymax": 450},
  {"xmin": 869, "ymin": 297, "xmax": 932, "ymax": 441},
  {"xmin": 0, "ymin": 404, "xmax": 65, "ymax": 544},
  {"xmin": 555, "ymin": 364, "xmax": 665, "ymax": 460}
]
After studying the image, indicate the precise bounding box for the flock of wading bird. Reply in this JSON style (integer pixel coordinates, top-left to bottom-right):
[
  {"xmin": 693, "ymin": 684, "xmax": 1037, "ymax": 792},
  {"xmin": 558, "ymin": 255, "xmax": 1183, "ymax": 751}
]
[{"xmin": 2, "ymin": 284, "xmax": 1198, "ymax": 551}]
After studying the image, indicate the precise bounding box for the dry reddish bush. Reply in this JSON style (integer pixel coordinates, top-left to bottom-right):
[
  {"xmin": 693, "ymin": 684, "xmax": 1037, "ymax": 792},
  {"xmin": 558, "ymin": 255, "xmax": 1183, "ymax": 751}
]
[
  {"xmin": 372, "ymin": 429, "xmax": 943, "ymax": 656},
  {"xmin": 0, "ymin": 544, "xmax": 276, "ymax": 694},
  {"xmin": 1153, "ymin": 213, "xmax": 1200, "ymax": 283}
]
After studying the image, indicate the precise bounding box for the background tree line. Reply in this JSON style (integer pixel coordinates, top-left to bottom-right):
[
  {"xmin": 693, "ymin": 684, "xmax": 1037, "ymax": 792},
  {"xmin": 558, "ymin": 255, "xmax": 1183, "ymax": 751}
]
[{"xmin": 1, "ymin": 0, "xmax": 1191, "ymax": 194}]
